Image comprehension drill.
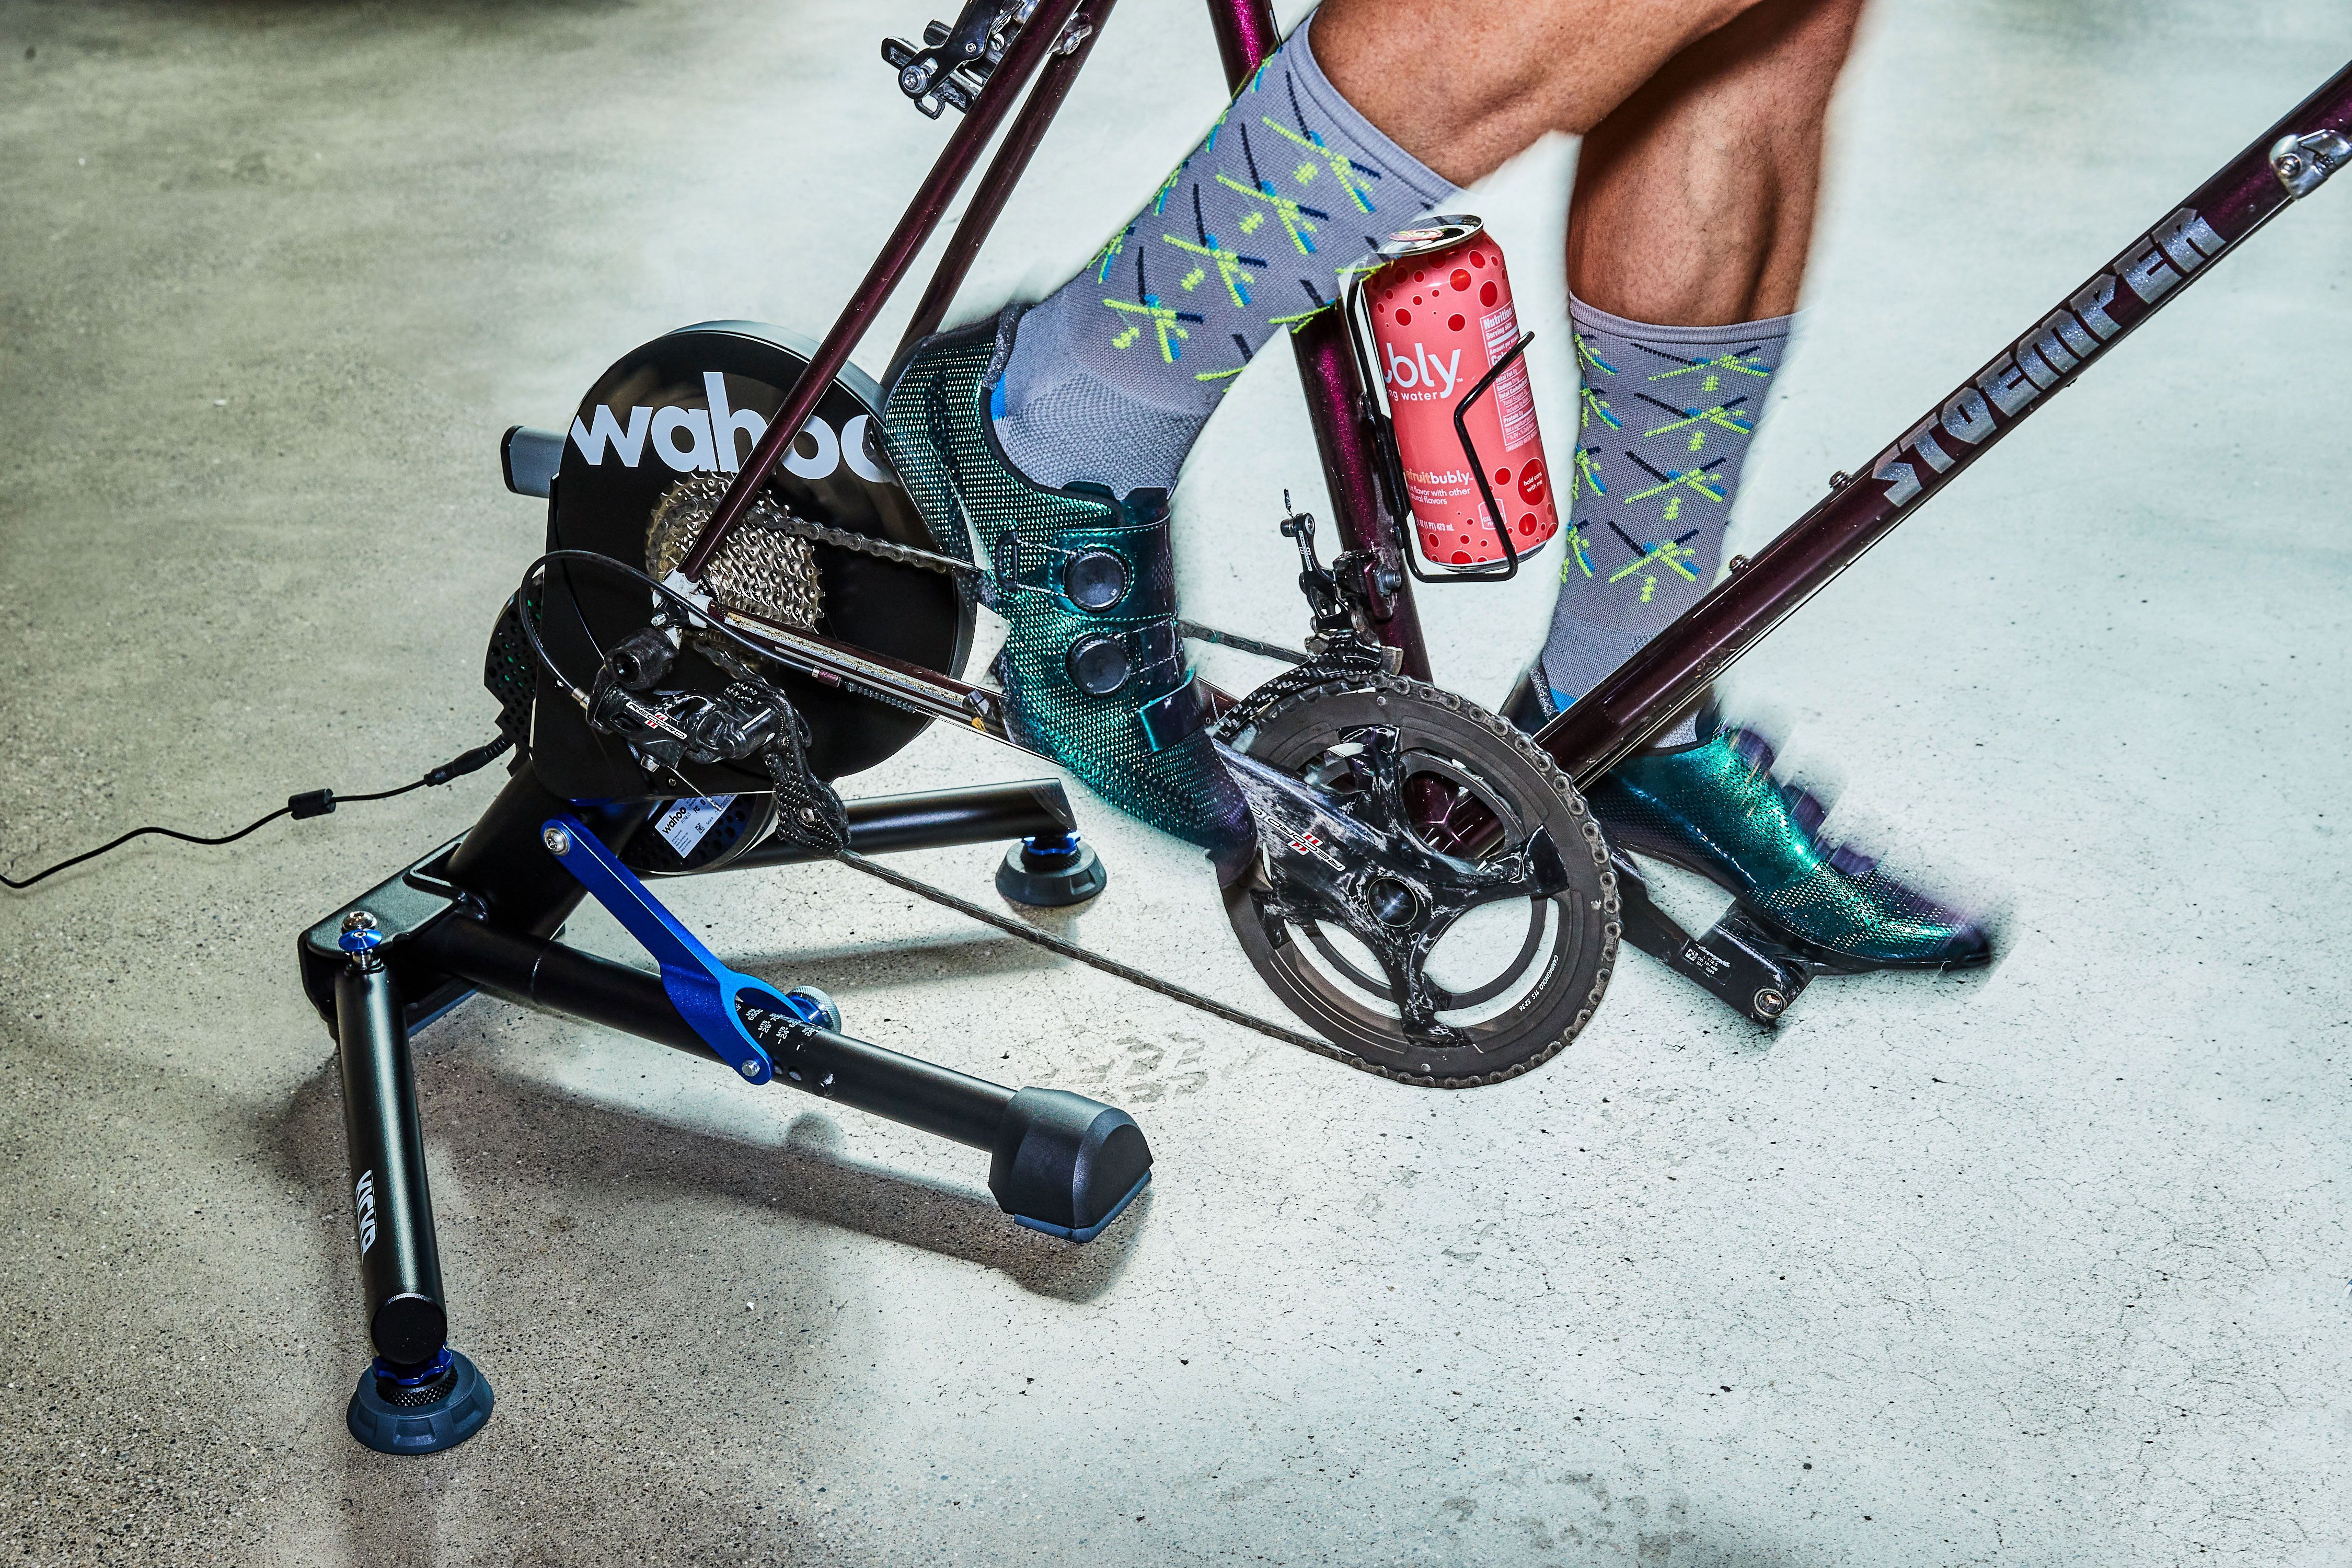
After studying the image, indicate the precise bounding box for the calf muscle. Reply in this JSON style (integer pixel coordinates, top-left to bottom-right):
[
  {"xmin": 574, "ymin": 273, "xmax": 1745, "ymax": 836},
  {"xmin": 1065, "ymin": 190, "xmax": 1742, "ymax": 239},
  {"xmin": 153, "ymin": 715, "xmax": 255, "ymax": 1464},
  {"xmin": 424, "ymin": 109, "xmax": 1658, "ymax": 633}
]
[{"xmin": 1311, "ymin": 0, "xmax": 1765, "ymax": 185}]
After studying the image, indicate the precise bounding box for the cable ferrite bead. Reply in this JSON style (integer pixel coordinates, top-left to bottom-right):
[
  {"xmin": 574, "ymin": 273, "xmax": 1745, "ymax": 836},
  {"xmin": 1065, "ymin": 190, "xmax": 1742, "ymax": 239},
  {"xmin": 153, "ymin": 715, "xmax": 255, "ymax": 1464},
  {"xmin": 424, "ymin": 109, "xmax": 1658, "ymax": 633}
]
[{"xmin": 289, "ymin": 789, "xmax": 338, "ymax": 820}]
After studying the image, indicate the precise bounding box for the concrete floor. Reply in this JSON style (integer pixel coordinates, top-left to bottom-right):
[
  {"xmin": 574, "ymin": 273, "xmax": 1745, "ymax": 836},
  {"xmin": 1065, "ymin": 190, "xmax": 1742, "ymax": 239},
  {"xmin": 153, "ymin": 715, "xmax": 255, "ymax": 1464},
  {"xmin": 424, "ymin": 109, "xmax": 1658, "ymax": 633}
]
[{"xmin": 3, "ymin": 0, "xmax": 2349, "ymax": 1562}]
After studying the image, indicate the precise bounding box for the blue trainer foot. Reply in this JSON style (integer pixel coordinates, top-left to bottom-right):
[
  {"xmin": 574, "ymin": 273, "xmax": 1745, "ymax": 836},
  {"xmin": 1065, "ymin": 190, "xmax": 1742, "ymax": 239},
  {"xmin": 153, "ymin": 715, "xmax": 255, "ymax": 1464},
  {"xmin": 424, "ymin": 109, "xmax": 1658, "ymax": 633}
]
[{"xmin": 346, "ymin": 1348, "xmax": 493, "ymax": 1455}]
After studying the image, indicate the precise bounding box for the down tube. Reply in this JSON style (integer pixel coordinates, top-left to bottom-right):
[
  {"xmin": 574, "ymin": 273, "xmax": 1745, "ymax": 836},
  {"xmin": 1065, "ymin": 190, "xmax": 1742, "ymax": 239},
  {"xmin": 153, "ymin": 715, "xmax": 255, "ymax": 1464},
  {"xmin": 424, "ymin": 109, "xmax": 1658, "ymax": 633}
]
[
  {"xmin": 1536, "ymin": 59, "xmax": 2352, "ymax": 789},
  {"xmin": 1208, "ymin": 0, "xmax": 1434, "ymax": 682}
]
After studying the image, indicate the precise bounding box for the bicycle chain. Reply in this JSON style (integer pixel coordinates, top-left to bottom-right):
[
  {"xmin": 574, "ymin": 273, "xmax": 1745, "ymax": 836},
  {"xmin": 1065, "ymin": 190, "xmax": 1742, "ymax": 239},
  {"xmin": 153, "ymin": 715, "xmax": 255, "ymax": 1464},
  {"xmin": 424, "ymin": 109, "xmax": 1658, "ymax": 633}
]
[
  {"xmin": 1210, "ymin": 635, "xmax": 1388, "ymax": 744},
  {"xmin": 688, "ymin": 490, "xmax": 1413, "ymax": 1077},
  {"xmin": 766, "ymin": 501, "xmax": 988, "ymax": 583}
]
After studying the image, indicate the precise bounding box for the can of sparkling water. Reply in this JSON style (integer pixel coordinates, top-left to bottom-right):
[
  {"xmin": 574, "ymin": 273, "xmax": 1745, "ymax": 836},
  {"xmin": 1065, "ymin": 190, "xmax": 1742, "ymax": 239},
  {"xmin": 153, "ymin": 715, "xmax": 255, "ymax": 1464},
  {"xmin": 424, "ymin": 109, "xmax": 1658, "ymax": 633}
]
[{"xmin": 1363, "ymin": 216, "xmax": 1559, "ymax": 568}]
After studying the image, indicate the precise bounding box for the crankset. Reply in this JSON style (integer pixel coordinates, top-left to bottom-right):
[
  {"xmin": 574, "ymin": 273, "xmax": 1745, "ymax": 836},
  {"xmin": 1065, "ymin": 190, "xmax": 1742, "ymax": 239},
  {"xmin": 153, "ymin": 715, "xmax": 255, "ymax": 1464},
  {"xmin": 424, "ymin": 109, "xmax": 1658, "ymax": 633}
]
[{"xmin": 1220, "ymin": 674, "xmax": 1619, "ymax": 1087}]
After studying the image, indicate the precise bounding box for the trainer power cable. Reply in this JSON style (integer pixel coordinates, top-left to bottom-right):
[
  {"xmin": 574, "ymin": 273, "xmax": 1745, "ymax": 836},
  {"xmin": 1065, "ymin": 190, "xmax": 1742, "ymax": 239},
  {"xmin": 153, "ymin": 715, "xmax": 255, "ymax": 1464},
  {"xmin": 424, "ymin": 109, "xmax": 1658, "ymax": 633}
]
[{"xmin": 0, "ymin": 736, "xmax": 513, "ymax": 891}]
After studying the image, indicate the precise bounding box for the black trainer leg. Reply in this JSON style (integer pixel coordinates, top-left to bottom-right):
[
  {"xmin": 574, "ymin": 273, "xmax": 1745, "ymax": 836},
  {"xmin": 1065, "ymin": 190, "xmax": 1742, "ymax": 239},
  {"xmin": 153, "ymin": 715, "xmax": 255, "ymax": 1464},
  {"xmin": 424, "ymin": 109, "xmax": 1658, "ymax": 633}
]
[{"xmin": 332, "ymin": 916, "xmax": 493, "ymax": 1455}]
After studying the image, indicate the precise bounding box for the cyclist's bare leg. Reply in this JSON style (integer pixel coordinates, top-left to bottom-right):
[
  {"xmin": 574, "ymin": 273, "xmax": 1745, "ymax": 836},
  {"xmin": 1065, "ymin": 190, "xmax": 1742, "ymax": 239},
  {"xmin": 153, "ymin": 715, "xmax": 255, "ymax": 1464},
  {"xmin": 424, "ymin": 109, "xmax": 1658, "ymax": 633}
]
[
  {"xmin": 1311, "ymin": 0, "xmax": 1774, "ymax": 186},
  {"xmin": 1312, "ymin": 0, "xmax": 1864, "ymax": 319},
  {"xmin": 1566, "ymin": 0, "xmax": 1868, "ymax": 324}
]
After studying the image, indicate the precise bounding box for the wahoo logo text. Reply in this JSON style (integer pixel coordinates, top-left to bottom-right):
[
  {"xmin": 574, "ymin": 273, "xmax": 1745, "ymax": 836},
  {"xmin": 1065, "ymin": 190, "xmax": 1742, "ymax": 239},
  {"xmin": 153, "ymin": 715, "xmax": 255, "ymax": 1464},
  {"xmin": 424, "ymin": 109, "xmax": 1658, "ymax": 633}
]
[{"xmin": 570, "ymin": 372, "xmax": 893, "ymax": 483}]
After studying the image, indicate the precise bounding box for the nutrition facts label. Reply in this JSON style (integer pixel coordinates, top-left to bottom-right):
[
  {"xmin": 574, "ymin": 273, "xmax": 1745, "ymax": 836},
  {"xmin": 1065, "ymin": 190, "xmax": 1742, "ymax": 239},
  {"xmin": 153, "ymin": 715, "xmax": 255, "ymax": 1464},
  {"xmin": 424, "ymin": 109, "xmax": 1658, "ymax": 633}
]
[{"xmin": 1480, "ymin": 305, "xmax": 1539, "ymax": 448}]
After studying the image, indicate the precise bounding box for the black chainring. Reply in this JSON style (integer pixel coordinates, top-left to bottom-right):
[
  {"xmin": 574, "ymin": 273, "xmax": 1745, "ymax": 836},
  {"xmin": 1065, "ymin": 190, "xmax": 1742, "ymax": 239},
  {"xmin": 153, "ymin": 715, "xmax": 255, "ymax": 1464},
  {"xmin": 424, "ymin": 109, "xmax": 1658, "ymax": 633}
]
[{"xmin": 1222, "ymin": 675, "xmax": 1619, "ymax": 1086}]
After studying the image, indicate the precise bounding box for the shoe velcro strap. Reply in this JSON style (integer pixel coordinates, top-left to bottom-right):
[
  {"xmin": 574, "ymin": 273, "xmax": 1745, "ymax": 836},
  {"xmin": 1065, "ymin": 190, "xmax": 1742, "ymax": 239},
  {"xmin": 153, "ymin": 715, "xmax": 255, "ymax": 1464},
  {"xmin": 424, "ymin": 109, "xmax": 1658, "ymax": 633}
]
[{"xmin": 1137, "ymin": 673, "xmax": 1213, "ymax": 753}]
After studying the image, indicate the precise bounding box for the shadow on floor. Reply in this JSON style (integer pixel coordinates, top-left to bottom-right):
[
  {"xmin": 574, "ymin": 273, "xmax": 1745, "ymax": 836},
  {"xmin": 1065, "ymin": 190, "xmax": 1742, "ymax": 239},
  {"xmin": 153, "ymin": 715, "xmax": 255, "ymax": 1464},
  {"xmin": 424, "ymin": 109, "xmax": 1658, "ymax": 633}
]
[
  {"xmin": 270, "ymin": 1011, "xmax": 1149, "ymax": 1309},
  {"xmin": 726, "ymin": 928, "xmax": 1071, "ymax": 995}
]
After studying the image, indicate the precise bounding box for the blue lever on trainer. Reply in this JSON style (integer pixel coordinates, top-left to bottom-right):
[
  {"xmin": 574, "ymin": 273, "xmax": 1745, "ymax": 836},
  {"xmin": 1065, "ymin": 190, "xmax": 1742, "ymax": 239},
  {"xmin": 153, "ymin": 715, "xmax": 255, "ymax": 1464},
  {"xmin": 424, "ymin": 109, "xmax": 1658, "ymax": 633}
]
[
  {"xmin": 539, "ymin": 813, "xmax": 833, "ymax": 1083},
  {"xmin": 531, "ymin": 812, "xmax": 1150, "ymax": 1243}
]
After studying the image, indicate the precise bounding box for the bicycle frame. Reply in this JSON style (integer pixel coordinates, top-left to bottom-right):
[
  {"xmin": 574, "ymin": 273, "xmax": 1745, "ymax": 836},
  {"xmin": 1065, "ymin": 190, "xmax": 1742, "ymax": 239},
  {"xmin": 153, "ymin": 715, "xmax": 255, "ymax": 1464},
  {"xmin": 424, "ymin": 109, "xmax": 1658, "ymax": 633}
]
[{"xmin": 676, "ymin": 0, "xmax": 2351, "ymax": 789}]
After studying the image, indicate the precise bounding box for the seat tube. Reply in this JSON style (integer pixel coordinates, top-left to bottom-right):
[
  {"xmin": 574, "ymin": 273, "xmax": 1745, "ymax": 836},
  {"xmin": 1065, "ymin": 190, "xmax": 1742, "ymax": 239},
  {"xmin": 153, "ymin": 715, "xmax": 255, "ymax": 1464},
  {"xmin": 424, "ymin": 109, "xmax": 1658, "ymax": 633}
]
[{"xmin": 1206, "ymin": 0, "xmax": 1434, "ymax": 682}]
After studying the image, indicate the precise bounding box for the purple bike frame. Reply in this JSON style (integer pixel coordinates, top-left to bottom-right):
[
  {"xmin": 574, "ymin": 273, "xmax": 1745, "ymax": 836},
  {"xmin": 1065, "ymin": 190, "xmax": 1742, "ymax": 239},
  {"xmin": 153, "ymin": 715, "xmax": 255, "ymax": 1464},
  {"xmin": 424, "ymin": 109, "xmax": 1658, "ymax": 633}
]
[
  {"xmin": 1208, "ymin": 0, "xmax": 1433, "ymax": 678},
  {"xmin": 675, "ymin": 0, "xmax": 2349, "ymax": 796},
  {"xmin": 679, "ymin": 0, "xmax": 1091, "ymax": 580},
  {"xmin": 1536, "ymin": 62, "xmax": 2352, "ymax": 786}
]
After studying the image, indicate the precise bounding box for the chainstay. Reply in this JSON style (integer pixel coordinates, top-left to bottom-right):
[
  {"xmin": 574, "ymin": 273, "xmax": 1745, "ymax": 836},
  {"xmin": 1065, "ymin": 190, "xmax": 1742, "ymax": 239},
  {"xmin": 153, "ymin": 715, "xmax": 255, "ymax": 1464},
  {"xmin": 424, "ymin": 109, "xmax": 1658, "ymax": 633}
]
[
  {"xmin": 825, "ymin": 847, "xmax": 1446, "ymax": 1081},
  {"xmin": 758, "ymin": 510, "xmax": 1496, "ymax": 1086}
]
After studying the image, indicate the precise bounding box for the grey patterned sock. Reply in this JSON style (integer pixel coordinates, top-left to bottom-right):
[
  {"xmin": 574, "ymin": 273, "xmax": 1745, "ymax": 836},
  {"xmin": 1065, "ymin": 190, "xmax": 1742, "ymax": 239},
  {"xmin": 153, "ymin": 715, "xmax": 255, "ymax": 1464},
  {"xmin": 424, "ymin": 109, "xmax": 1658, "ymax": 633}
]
[
  {"xmin": 1536, "ymin": 295, "xmax": 1794, "ymax": 743},
  {"xmin": 992, "ymin": 9, "xmax": 1459, "ymax": 497}
]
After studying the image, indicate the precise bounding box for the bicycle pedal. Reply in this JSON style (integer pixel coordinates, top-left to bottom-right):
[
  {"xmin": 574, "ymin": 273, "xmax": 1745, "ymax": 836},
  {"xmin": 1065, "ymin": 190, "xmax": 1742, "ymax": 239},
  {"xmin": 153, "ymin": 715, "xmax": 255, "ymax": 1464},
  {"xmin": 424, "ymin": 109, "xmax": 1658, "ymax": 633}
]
[{"xmin": 1609, "ymin": 851, "xmax": 1813, "ymax": 1024}]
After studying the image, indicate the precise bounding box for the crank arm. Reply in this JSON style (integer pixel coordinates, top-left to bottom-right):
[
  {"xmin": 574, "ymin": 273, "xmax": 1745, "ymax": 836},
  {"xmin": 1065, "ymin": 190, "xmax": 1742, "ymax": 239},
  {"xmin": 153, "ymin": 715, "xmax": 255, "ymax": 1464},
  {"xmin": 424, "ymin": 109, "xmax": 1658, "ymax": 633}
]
[
  {"xmin": 1609, "ymin": 851, "xmax": 1811, "ymax": 1025},
  {"xmin": 1218, "ymin": 739, "xmax": 1558, "ymax": 1041}
]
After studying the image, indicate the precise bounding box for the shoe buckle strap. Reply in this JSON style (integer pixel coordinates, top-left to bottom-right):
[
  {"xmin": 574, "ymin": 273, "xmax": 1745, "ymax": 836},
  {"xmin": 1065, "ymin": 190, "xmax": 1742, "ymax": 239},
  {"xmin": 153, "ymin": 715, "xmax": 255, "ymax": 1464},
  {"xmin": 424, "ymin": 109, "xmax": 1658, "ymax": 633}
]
[
  {"xmin": 1136, "ymin": 672, "xmax": 1213, "ymax": 754},
  {"xmin": 993, "ymin": 531, "xmax": 1149, "ymax": 618}
]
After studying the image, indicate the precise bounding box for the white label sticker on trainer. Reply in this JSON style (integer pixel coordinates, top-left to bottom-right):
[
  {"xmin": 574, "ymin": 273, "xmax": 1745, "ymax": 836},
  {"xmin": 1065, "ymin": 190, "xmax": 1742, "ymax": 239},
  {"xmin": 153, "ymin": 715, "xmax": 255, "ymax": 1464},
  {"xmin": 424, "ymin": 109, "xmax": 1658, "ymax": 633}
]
[{"xmin": 654, "ymin": 795, "xmax": 735, "ymax": 856}]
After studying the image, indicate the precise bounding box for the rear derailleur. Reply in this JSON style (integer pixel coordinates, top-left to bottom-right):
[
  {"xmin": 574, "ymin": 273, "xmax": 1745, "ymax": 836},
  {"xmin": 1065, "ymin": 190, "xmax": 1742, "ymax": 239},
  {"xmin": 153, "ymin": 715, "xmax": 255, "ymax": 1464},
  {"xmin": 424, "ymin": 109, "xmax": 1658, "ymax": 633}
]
[{"xmin": 585, "ymin": 625, "xmax": 849, "ymax": 855}]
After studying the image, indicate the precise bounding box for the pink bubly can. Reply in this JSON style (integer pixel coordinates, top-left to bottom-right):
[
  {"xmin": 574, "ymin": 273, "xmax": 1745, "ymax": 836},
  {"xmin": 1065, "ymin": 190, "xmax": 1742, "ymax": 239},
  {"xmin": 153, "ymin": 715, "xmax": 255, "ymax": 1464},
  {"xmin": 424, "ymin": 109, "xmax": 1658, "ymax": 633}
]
[{"xmin": 1364, "ymin": 216, "xmax": 1559, "ymax": 567}]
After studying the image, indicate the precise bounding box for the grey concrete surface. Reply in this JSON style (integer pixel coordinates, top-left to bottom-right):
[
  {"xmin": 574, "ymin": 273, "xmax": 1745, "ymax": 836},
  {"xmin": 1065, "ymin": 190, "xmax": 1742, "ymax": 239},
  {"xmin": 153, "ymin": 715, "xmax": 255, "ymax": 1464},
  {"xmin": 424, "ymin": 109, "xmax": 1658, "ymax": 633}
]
[{"xmin": 3, "ymin": 0, "xmax": 2348, "ymax": 1562}]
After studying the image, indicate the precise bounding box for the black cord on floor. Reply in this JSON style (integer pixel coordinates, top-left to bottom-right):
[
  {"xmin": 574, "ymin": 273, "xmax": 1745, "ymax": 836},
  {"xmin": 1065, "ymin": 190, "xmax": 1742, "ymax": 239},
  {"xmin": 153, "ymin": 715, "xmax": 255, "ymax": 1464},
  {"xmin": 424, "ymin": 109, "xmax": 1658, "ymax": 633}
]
[{"xmin": 0, "ymin": 735, "xmax": 513, "ymax": 891}]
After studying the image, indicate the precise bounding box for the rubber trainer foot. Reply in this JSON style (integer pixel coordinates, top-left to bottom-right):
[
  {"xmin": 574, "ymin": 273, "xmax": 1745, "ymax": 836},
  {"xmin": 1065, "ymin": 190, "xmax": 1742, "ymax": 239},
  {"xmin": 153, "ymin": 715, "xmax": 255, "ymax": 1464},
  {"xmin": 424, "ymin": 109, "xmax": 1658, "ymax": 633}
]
[
  {"xmin": 346, "ymin": 1349, "xmax": 493, "ymax": 1455},
  {"xmin": 996, "ymin": 837, "xmax": 1107, "ymax": 907}
]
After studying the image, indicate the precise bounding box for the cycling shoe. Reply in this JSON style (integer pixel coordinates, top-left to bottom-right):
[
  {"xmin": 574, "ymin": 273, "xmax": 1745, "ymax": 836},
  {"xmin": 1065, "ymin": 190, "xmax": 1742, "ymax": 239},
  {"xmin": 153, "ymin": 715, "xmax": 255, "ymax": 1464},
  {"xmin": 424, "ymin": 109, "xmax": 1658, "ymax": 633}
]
[
  {"xmin": 878, "ymin": 307, "xmax": 1250, "ymax": 859},
  {"xmin": 1502, "ymin": 674, "xmax": 1991, "ymax": 971}
]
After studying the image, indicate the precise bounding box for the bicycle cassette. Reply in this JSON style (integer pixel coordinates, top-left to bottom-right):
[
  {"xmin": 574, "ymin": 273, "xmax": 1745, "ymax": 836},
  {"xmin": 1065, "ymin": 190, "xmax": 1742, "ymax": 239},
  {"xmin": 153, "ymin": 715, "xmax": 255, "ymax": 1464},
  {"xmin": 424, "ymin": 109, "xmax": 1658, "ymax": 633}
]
[{"xmin": 526, "ymin": 320, "xmax": 974, "ymax": 800}]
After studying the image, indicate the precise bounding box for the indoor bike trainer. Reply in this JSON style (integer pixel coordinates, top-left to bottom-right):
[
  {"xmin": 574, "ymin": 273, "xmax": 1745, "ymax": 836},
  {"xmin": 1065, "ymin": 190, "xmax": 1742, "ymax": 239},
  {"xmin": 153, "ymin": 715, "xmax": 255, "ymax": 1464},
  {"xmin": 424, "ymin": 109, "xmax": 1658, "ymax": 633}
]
[{"xmin": 295, "ymin": 0, "xmax": 2350, "ymax": 1455}]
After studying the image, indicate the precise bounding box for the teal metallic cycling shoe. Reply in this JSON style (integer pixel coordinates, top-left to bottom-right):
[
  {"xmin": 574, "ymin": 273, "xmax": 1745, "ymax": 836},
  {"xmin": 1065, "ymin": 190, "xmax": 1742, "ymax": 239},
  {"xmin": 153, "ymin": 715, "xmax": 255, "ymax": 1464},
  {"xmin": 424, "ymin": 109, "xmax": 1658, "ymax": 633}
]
[
  {"xmin": 879, "ymin": 308, "xmax": 1250, "ymax": 861},
  {"xmin": 1501, "ymin": 674, "xmax": 1991, "ymax": 972},
  {"xmin": 1590, "ymin": 723, "xmax": 1992, "ymax": 972}
]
